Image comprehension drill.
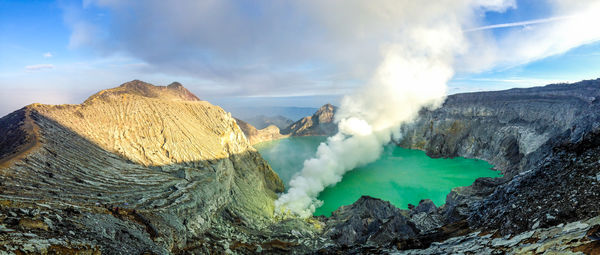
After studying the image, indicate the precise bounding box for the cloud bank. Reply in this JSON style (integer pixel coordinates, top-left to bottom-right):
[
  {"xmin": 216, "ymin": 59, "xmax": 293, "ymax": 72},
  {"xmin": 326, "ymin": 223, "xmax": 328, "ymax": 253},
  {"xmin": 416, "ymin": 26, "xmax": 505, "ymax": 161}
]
[{"xmin": 67, "ymin": 0, "xmax": 600, "ymax": 98}]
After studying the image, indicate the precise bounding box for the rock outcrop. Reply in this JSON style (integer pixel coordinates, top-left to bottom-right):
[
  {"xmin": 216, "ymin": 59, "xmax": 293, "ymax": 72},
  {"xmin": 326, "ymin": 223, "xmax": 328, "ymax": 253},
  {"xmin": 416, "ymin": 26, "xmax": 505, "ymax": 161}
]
[
  {"xmin": 0, "ymin": 80, "xmax": 329, "ymax": 254},
  {"xmin": 282, "ymin": 104, "xmax": 337, "ymax": 136},
  {"xmin": 319, "ymin": 196, "xmax": 464, "ymax": 254},
  {"xmin": 323, "ymin": 196, "xmax": 419, "ymax": 247},
  {"xmin": 235, "ymin": 118, "xmax": 289, "ymax": 145}
]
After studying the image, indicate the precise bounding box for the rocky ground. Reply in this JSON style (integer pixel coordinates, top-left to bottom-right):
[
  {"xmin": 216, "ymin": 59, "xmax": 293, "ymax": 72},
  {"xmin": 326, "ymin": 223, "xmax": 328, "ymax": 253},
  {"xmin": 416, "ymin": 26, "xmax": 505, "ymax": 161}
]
[
  {"xmin": 310, "ymin": 197, "xmax": 600, "ymax": 254},
  {"xmin": 395, "ymin": 216, "xmax": 600, "ymax": 254}
]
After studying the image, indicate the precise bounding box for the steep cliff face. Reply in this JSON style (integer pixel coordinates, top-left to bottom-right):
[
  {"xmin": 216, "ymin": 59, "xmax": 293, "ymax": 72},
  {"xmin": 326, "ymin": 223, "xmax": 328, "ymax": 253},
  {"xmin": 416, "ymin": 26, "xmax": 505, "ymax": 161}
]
[
  {"xmin": 398, "ymin": 79, "xmax": 600, "ymax": 176},
  {"xmin": 470, "ymin": 126, "xmax": 600, "ymax": 235},
  {"xmin": 282, "ymin": 104, "xmax": 337, "ymax": 136},
  {"xmin": 0, "ymin": 80, "xmax": 314, "ymax": 254}
]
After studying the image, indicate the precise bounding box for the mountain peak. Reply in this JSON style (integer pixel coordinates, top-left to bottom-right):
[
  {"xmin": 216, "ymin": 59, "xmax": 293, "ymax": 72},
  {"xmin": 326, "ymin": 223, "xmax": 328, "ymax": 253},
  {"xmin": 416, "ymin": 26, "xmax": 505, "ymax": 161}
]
[
  {"xmin": 119, "ymin": 79, "xmax": 153, "ymax": 88},
  {"xmin": 281, "ymin": 103, "xmax": 338, "ymax": 136},
  {"xmin": 86, "ymin": 80, "xmax": 200, "ymax": 103},
  {"xmin": 315, "ymin": 103, "xmax": 336, "ymax": 123},
  {"xmin": 167, "ymin": 81, "xmax": 183, "ymax": 88},
  {"xmin": 316, "ymin": 103, "xmax": 335, "ymax": 114}
]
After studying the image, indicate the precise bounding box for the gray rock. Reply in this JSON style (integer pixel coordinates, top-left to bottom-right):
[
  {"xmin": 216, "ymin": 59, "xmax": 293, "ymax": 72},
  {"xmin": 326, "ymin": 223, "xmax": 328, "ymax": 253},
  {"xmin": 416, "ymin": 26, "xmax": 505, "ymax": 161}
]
[
  {"xmin": 324, "ymin": 196, "xmax": 419, "ymax": 246},
  {"xmin": 412, "ymin": 199, "xmax": 437, "ymax": 215}
]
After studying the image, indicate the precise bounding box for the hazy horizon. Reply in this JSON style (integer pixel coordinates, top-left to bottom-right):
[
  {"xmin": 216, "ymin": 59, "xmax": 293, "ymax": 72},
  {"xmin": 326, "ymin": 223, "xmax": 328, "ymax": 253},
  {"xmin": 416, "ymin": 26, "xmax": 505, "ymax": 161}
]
[{"xmin": 1, "ymin": 76, "xmax": 595, "ymax": 118}]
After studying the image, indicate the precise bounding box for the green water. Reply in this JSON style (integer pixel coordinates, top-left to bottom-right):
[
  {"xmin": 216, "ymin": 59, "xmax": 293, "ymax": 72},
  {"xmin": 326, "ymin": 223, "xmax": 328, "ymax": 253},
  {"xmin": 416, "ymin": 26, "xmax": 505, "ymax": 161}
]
[{"xmin": 255, "ymin": 136, "xmax": 501, "ymax": 216}]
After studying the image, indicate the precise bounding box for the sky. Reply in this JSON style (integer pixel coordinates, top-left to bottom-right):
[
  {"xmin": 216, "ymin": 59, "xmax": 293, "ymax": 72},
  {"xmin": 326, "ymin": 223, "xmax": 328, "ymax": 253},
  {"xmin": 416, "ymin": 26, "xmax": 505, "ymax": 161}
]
[{"xmin": 1, "ymin": 0, "xmax": 600, "ymax": 117}]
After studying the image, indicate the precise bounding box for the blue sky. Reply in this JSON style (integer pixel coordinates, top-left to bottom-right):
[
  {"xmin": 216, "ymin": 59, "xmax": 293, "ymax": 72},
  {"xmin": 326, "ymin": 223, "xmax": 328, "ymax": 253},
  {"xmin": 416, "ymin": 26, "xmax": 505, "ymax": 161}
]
[
  {"xmin": 450, "ymin": 40, "xmax": 600, "ymax": 93},
  {"xmin": 1, "ymin": 0, "xmax": 600, "ymax": 116}
]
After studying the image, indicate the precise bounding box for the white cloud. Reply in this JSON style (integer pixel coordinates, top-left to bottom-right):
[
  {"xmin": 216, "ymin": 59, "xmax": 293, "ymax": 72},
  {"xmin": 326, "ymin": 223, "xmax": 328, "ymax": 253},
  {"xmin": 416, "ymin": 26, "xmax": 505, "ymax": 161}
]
[
  {"xmin": 43, "ymin": 52, "xmax": 53, "ymax": 58},
  {"xmin": 464, "ymin": 15, "xmax": 573, "ymax": 32},
  {"xmin": 62, "ymin": 0, "xmax": 600, "ymax": 98},
  {"xmin": 458, "ymin": 0, "xmax": 600, "ymax": 72},
  {"xmin": 24, "ymin": 64, "xmax": 55, "ymax": 72}
]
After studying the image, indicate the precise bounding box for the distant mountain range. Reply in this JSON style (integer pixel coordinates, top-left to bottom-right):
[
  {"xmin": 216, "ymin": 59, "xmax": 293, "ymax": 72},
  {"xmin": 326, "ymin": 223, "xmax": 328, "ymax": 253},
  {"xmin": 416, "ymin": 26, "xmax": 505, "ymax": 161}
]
[
  {"xmin": 235, "ymin": 103, "xmax": 338, "ymax": 145},
  {"xmin": 223, "ymin": 106, "xmax": 319, "ymax": 122},
  {"xmin": 244, "ymin": 115, "xmax": 294, "ymax": 130}
]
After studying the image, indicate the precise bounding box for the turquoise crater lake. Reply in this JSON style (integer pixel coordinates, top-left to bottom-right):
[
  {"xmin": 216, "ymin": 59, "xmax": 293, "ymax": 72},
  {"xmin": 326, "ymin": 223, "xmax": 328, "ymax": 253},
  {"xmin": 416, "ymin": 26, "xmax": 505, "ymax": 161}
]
[{"xmin": 255, "ymin": 136, "xmax": 501, "ymax": 216}]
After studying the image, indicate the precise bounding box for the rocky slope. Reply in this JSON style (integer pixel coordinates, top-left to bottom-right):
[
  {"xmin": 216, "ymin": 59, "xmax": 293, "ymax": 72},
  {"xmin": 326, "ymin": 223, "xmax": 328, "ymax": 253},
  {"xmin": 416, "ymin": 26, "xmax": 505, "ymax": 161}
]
[
  {"xmin": 317, "ymin": 196, "xmax": 600, "ymax": 254},
  {"xmin": 235, "ymin": 118, "xmax": 289, "ymax": 145},
  {"xmin": 396, "ymin": 216, "xmax": 600, "ymax": 254},
  {"xmin": 0, "ymin": 80, "xmax": 328, "ymax": 254},
  {"xmin": 281, "ymin": 104, "xmax": 337, "ymax": 136},
  {"xmin": 470, "ymin": 125, "xmax": 600, "ymax": 235}
]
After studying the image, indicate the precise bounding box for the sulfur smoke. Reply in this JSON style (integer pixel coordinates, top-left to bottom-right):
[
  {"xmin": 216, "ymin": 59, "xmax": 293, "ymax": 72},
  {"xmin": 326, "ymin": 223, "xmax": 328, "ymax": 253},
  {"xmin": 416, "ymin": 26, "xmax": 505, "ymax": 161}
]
[{"xmin": 275, "ymin": 1, "xmax": 515, "ymax": 217}]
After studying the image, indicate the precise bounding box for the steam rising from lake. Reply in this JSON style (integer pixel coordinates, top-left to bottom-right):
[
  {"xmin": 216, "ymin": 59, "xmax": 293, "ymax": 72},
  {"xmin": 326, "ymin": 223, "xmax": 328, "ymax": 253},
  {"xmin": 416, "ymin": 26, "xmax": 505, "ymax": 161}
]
[{"xmin": 274, "ymin": 1, "xmax": 500, "ymax": 217}]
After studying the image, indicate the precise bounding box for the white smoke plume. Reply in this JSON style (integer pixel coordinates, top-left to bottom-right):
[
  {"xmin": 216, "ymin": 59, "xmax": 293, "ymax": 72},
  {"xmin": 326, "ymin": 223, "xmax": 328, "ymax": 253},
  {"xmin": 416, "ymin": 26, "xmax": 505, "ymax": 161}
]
[{"xmin": 275, "ymin": 0, "xmax": 515, "ymax": 217}]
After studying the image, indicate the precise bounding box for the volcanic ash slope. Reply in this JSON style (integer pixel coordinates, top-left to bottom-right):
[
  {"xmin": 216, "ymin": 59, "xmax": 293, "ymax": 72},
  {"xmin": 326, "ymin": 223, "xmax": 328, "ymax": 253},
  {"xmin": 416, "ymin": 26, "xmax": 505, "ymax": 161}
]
[{"xmin": 0, "ymin": 80, "xmax": 329, "ymax": 254}]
